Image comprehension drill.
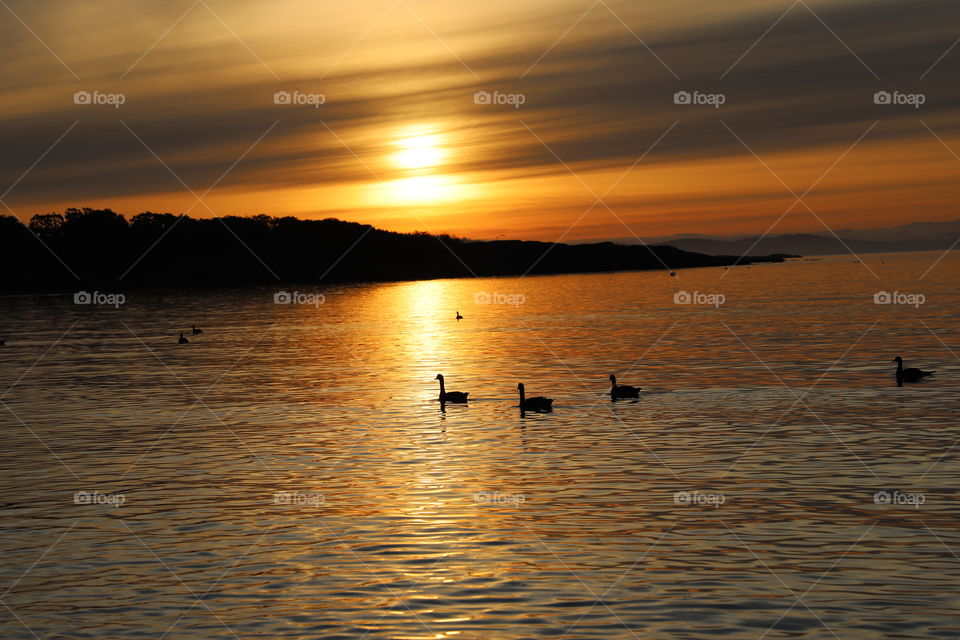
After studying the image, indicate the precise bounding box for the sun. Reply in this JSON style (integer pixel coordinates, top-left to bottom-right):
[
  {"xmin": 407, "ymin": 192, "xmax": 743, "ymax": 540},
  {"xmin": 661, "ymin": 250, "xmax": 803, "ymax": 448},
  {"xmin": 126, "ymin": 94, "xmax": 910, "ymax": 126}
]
[
  {"xmin": 392, "ymin": 128, "xmax": 445, "ymax": 171},
  {"xmin": 365, "ymin": 125, "xmax": 476, "ymax": 206}
]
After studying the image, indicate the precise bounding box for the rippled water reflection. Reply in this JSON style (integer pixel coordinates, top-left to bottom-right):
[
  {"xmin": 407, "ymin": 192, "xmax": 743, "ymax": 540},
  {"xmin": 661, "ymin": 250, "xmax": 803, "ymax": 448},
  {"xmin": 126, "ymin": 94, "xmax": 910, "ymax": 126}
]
[{"xmin": 2, "ymin": 251, "xmax": 959, "ymax": 639}]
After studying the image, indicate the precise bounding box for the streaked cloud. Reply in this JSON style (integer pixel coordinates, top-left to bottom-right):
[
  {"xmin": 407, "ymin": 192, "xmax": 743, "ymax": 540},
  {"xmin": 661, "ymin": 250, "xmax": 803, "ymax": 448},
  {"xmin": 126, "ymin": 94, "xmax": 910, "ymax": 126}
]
[{"xmin": 1, "ymin": 0, "xmax": 959, "ymax": 238}]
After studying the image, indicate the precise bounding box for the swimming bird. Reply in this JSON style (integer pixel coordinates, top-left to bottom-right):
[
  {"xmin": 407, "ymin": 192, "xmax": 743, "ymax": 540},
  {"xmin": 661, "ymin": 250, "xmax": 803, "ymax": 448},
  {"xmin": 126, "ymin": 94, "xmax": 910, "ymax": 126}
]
[
  {"xmin": 435, "ymin": 374, "xmax": 469, "ymax": 403},
  {"xmin": 892, "ymin": 356, "xmax": 934, "ymax": 382},
  {"xmin": 192, "ymin": 325, "xmax": 203, "ymax": 334},
  {"xmin": 609, "ymin": 374, "xmax": 641, "ymax": 399},
  {"xmin": 518, "ymin": 383, "xmax": 553, "ymax": 412},
  {"xmin": 178, "ymin": 333, "xmax": 189, "ymax": 344},
  {"xmin": 456, "ymin": 311, "xmax": 463, "ymax": 320}
]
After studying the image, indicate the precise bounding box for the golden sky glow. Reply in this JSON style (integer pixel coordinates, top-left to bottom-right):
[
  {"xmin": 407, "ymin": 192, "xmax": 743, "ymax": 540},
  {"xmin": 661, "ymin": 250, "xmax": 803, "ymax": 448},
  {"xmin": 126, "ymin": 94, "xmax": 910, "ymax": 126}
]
[{"xmin": 2, "ymin": 0, "xmax": 960, "ymax": 240}]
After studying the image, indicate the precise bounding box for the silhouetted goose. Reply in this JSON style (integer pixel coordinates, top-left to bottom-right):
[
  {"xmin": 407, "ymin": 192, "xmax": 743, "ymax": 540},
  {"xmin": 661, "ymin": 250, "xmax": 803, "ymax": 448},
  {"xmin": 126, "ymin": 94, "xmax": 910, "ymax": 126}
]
[
  {"xmin": 518, "ymin": 383, "xmax": 553, "ymax": 412},
  {"xmin": 456, "ymin": 311, "xmax": 463, "ymax": 320},
  {"xmin": 178, "ymin": 333, "xmax": 189, "ymax": 344},
  {"xmin": 893, "ymin": 356, "xmax": 934, "ymax": 382},
  {"xmin": 192, "ymin": 325, "xmax": 203, "ymax": 334},
  {"xmin": 435, "ymin": 374, "xmax": 469, "ymax": 403},
  {"xmin": 609, "ymin": 374, "xmax": 640, "ymax": 399}
]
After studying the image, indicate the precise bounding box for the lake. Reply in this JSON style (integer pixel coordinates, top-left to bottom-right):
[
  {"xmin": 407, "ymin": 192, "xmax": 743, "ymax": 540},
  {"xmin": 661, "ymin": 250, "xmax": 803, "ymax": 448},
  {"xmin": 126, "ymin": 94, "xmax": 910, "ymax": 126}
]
[{"xmin": 1, "ymin": 250, "xmax": 958, "ymax": 639}]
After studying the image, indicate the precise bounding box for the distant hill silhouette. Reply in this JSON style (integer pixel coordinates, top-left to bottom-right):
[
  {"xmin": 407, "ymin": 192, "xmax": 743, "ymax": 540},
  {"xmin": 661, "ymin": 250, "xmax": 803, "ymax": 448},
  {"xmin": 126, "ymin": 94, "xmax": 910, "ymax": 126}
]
[
  {"xmin": 602, "ymin": 219, "xmax": 960, "ymax": 256},
  {"xmin": 1, "ymin": 208, "xmax": 792, "ymax": 293}
]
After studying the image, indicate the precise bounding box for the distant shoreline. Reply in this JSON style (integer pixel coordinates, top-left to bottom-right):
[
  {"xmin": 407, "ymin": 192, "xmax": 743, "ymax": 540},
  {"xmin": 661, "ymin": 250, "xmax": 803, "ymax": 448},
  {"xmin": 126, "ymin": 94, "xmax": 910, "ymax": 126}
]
[{"xmin": 2, "ymin": 208, "xmax": 796, "ymax": 295}]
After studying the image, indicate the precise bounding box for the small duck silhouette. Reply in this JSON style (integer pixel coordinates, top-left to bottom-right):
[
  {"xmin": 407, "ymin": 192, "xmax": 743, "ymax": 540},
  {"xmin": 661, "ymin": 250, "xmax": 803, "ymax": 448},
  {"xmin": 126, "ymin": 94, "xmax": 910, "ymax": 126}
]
[
  {"xmin": 192, "ymin": 325, "xmax": 203, "ymax": 334},
  {"xmin": 892, "ymin": 356, "xmax": 934, "ymax": 382},
  {"xmin": 456, "ymin": 311, "xmax": 463, "ymax": 320},
  {"xmin": 518, "ymin": 383, "xmax": 553, "ymax": 412},
  {"xmin": 435, "ymin": 374, "xmax": 469, "ymax": 403},
  {"xmin": 178, "ymin": 333, "xmax": 189, "ymax": 344},
  {"xmin": 609, "ymin": 374, "xmax": 641, "ymax": 399}
]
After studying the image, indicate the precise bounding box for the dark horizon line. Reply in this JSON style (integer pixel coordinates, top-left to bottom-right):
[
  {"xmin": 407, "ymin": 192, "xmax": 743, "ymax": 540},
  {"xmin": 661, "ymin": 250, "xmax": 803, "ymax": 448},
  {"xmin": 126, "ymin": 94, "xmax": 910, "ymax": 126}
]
[
  {"xmin": 3, "ymin": 207, "xmax": 793, "ymax": 295},
  {"xmin": 16, "ymin": 205, "xmax": 959, "ymax": 247}
]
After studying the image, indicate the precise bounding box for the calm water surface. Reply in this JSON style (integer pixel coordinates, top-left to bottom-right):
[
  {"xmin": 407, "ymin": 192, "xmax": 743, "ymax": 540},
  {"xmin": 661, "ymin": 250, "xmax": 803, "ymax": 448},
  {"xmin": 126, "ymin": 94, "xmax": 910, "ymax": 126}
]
[{"xmin": 2, "ymin": 251, "xmax": 959, "ymax": 639}]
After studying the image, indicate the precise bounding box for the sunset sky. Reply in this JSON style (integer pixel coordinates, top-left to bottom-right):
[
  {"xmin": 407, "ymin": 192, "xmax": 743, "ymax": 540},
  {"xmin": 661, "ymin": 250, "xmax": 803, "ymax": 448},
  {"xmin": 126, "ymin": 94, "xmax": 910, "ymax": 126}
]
[{"xmin": 2, "ymin": 0, "xmax": 959, "ymax": 241}]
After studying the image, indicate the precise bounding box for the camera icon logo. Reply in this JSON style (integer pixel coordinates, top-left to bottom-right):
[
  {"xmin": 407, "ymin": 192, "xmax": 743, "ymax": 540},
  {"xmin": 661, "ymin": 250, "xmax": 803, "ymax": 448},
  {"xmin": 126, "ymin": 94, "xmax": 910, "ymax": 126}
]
[
  {"xmin": 473, "ymin": 291, "xmax": 491, "ymax": 304},
  {"xmin": 873, "ymin": 490, "xmax": 891, "ymax": 504},
  {"xmin": 73, "ymin": 91, "xmax": 92, "ymax": 105},
  {"xmin": 673, "ymin": 491, "xmax": 690, "ymax": 505},
  {"xmin": 873, "ymin": 291, "xmax": 892, "ymax": 304},
  {"xmin": 274, "ymin": 291, "xmax": 292, "ymax": 304},
  {"xmin": 273, "ymin": 90, "xmax": 292, "ymax": 105},
  {"xmin": 874, "ymin": 91, "xmax": 892, "ymax": 105},
  {"xmin": 474, "ymin": 90, "xmax": 492, "ymax": 105},
  {"xmin": 74, "ymin": 291, "xmax": 92, "ymax": 304},
  {"xmin": 673, "ymin": 291, "xmax": 692, "ymax": 304},
  {"xmin": 674, "ymin": 91, "xmax": 692, "ymax": 105}
]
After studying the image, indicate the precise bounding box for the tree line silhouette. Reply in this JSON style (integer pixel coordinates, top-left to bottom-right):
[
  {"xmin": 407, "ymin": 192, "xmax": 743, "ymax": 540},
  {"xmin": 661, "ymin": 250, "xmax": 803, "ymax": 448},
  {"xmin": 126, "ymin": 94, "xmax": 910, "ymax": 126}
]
[{"xmin": 1, "ymin": 208, "xmax": 788, "ymax": 293}]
